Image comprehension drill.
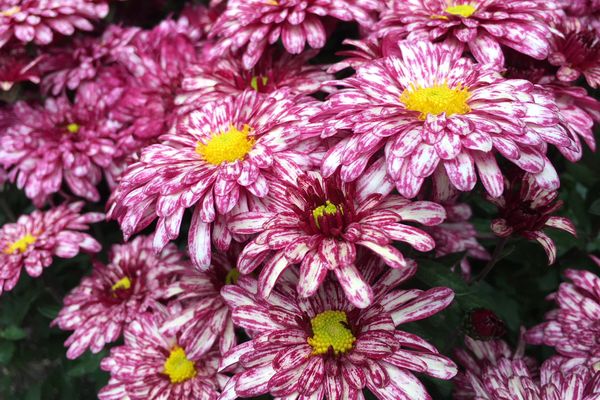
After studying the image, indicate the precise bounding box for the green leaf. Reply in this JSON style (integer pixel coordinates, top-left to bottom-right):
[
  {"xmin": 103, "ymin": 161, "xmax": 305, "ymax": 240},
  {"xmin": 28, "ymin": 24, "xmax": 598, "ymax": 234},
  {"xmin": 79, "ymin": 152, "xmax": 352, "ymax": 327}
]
[
  {"xmin": 0, "ymin": 325, "xmax": 27, "ymax": 341},
  {"xmin": 37, "ymin": 304, "xmax": 61, "ymax": 320},
  {"xmin": 590, "ymin": 199, "xmax": 600, "ymax": 216},
  {"xmin": 0, "ymin": 341, "xmax": 15, "ymax": 364},
  {"xmin": 66, "ymin": 352, "xmax": 105, "ymax": 378}
]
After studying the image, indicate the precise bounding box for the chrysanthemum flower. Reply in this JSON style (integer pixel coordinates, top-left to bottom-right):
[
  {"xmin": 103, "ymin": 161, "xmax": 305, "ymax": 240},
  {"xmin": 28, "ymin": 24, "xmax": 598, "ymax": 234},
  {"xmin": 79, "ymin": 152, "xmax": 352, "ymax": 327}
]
[
  {"xmin": 455, "ymin": 337, "xmax": 600, "ymax": 399},
  {"xmin": 488, "ymin": 172, "xmax": 576, "ymax": 264},
  {"xmin": 176, "ymin": 48, "xmax": 333, "ymax": 112},
  {"xmin": 39, "ymin": 25, "xmax": 140, "ymax": 96},
  {"xmin": 526, "ymin": 264, "xmax": 600, "ymax": 362},
  {"xmin": 99, "ymin": 311, "xmax": 227, "ymax": 400},
  {"xmin": 0, "ymin": 202, "xmax": 102, "ymax": 296},
  {"xmin": 374, "ymin": 0, "xmax": 559, "ymax": 65},
  {"xmin": 319, "ymin": 41, "xmax": 571, "ymax": 198},
  {"xmin": 453, "ymin": 335, "xmax": 538, "ymax": 399},
  {"xmin": 463, "ymin": 308, "xmax": 507, "ymax": 341},
  {"xmin": 0, "ymin": 95, "xmax": 124, "ymax": 206},
  {"xmin": 108, "ymin": 89, "xmax": 321, "ymax": 269},
  {"xmin": 0, "ymin": 0, "xmax": 109, "ymax": 48},
  {"xmin": 162, "ymin": 248, "xmax": 239, "ymax": 357},
  {"xmin": 228, "ymin": 169, "xmax": 445, "ymax": 307},
  {"xmin": 219, "ymin": 267, "xmax": 457, "ymax": 399},
  {"xmin": 209, "ymin": 0, "xmax": 383, "ymax": 69},
  {"xmin": 548, "ymin": 18, "xmax": 600, "ymax": 89},
  {"xmin": 0, "ymin": 46, "xmax": 42, "ymax": 91},
  {"xmin": 52, "ymin": 236, "xmax": 187, "ymax": 359}
]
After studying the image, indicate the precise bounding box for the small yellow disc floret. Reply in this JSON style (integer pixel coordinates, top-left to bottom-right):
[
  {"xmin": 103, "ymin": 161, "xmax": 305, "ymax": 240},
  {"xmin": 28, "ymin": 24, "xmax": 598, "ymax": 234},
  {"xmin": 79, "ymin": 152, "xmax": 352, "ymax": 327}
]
[
  {"xmin": 67, "ymin": 123, "xmax": 80, "ymax": 134},
  {"xmin": 4, "ymin": 233, "xmax": 36, "ymax": 255},
  {"xmin": 196, "ymin": 124, "xmax": 255, "ymax": 166},
  {"xmin": 163, "ymin": 346, "xmax": 197, "ymax": 384},
  {"xmin": 111, "ymin": 277, "xmax": 132, "ymax": 292},
  {"xmin": 400, "ymin": 82, "xmax": 471, "ymax": 120},
  {"xmin": 312, "ymin": 201, "xmax": 343, "ymax": 228},
  {"xmin": 445, "ymin": 4, "xmax": 477, "ymax": 18},
  {"xmin": 307, "ymin": 310, "xmax": 356, "ymax": 356}
]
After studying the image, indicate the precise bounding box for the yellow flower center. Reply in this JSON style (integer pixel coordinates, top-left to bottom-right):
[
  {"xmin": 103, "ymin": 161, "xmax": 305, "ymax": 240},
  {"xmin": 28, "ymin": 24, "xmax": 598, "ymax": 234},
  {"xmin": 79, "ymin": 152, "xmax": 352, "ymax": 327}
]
[
  {"xmin": 0, "ymin": 6, "xmax": 20, "ymax": 17},
  {"xmin": 307, "ymin": 310, "xmax": 356, "ymax": 356},
  {"xmin": 66, "ymin": 123, "xmax": 80, "ymax": 134},
  {"xmin": 111, "ymin": 277, "xmax": 132, "ymax": 292},
  {"xmin": 3, "ymin": 233, "xmax": 36, "ymax": 255},
  {"xmin": 445, "ymin": 4, "xmax": 477, "ymax": 18},
  {"xmin": 195, "ymin": 124, "xmax": 255, "ymax": 166},
  {"xmin": 225, "ymin": 268, "xmax": 240, "ymax": 285},
  {"xmin": 267, "ymin": 0, "xmax": 278, "ymax": 5},
  {"xmin": 400, "ymin": 82, "xmax": 471, "ymax": 120},
  {"xmin": 312, "ymin": 200, "xmax": 343, "ymax": 229},
  {"xmin": 163, "ymin": 346, "xmax": 197, "ymax": 384},
  {"xmin": 250, "ymin": 76, "xmax": 268, "ymax": 91}
]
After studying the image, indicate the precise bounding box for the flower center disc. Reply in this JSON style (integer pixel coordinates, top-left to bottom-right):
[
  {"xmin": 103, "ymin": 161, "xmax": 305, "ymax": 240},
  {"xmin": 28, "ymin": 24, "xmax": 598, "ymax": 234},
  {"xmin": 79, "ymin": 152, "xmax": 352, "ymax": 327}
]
[
  {"xmin": 225, "ymin": 268, "xmax": 240, "ymax": 285},
  {"xmin": 163, "ymin": 346, "xmax": 197, "ymax": 384},
  {"xmin": 250, "ymin": 76, "xmax": 269, "ymax": 91},
  {"xmin": 400, "ymin": 83, "xmax": 471, "ymax": 119},
  {"xmin": 312, "ymin": 200, "xmax": 343, "ymax": 229},
  {"xmin": 111, "ymin": 276, "xmax": 132, "ymax": 292},
  {"xmin": 307, "ymin": 310, "xmax": 356, "ymax": 356},
  {"xmin": 445, "ymin": 4, "xmax": 477, "ymax": 18},
  {"xmin": 196, "ymin": 124, "xmax": 255, "ymax": 166},
  {"xmin": 1, "ymin": 6, "xmax": 20, "ymax": 17},
  {"xmin": 4, "ymin": 233, "xmax": 36, "ymax": 255},
  {"xmin": 66, "ymin": 123, "xmax": 80, "ymax": 134}
]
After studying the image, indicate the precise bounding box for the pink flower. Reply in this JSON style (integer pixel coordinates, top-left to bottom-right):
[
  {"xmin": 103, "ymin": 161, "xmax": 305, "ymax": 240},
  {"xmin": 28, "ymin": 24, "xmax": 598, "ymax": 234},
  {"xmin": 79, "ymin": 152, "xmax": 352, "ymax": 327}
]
[
  {"xmin": 228, "ymin": 170, "xmax": 446, "ymax": 307},
  {"xmin": 219, "ymin": 267, "xmax": 457, "ymax": 399},
  {"xmin": 0, "ymin": 45, "xmax": 42, "ymax": 91},
  {"xmin": 374, "ymin": 0, "xmax": 559, "ymax": 65},
  {"xmin": 108, "ymin": 89, "xmax": 321, "ymax": 270},
  {"xmin": 453, "ymin": 335, "xmax": 538, "ymax": 399},
  {"xmin": 99, "ymin": 310, "xmax": 227, "ymax": 400},
  {"xmin": 0, "ymin": 202, "xmax": 102, "ymax": 296},
  {"xmin": 177, "ymin": 48, "xmax": 334, "ymax": 112},
  {"xmin": 455, "ymin": 336, "xmax": 600, "ymax": 399},
  {"xmin": 0, "ymin": 95, "xmax": 124, "ymax": 206},
  {"xmin": 0, "ymin": 0, "xmax": 109, "ymax": 48},
  {"xmin": 488, "ymin": 172, "xmax": 576, "ymax": 264},
  {"xmin": 319, "ymin": 41, "xmax": 571, "ymax": 199},
  {"xmin": 39, "ymin": 25, "xmax": 140, "ymax": 95},
  {"xmin": 161, "ymin": 248, "xmax": 239, "ymax": 357},
  {"xmin": 52, "ymin": 236, "xmax": 187, "ymax": 359},
  {"xmin": 209, "ymin": 0, "xmax": 383, "ymax": 69},
  {"xmin": 548, "ymin": 18, "xmax": 600, "ymax": 89},
  {"xmin": 526, "ymin": 264, "xmax": 600, "ymax": 362}
]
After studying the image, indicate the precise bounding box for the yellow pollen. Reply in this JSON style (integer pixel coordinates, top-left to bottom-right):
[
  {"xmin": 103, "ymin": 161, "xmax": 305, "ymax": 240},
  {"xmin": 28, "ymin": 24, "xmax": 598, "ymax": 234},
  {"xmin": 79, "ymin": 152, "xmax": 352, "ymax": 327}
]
[
  {"xmin": 111, "ymin": 277, "xmax": 132, "ymax": 292},
  {"xmin": 3, "ymin": 233, "xmax": 36, "ymax": 255},
  {"xmin": 445, "ymin": 4, "xmax": 477, "ymax": 18},
  {"xmin": 250, "ymin": 76, "xmax": 269, "ymax": 91},
  {"xmin": 195, "ymin": 124, "xmax": 255, "ymax": 166},
  {"xmin": 163, "ymin": 346, "xmax": 197, "ymax": 384},
  {"xmin": 312, "ymin": 200, "xmax": 342, "ymax": 229},
  {"xmin": 66, "ymin": 123, "xmax": 80, "ymax": 134},
  {"xmin": 1, "ymin": 6, "xmax": 20, "ymax": 17},
  {"xmin": 266, "ymin": 0, "xmax": 278, "ymax": 5},
  {"xmin": 308, "ymin": 310, "xmax": 355, "ymax": 356},
  {"xmin": 400, "ymin": 82, "xmax": 471, "ymax": 120},
  {"xmin": 225, "ymin": 268, "xmax": 240, "ymax": 285}
]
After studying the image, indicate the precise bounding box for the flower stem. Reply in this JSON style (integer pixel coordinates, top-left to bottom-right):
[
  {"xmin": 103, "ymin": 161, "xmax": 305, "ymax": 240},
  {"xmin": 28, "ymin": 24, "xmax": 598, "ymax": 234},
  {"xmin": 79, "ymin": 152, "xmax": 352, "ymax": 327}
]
[{"xmin": 474, "ymin": 237, "xmax": 509, "ymax": 283}]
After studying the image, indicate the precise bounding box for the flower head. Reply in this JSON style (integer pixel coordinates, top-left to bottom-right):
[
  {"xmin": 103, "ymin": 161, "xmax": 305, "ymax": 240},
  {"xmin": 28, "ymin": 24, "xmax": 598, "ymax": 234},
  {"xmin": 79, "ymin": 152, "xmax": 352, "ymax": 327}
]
[
  {"xmin": 0, "ymin": 95, "xmax": 125, "ymax": 206},
  {"xmin": 99, "ymin": 310, "xmax": 227, "ymax": 400},
  {"xmin": 219, "ymin": 267, "xmax": 456, "ymax": 399},
  {"xmin": 374, "ymin": 0, "xmax": 559, "ymax": 65},
  {"xmin": 0, "ymin": 202, "xmax": 102, "ymax": 295},
  {"xmin": 229, "ymin": 169, "xmax": 446, "ymax": 307},
  {"xmin": 210, "ymin": 0, "xmax": 383, "ymax": 69},
  {"xmin": 108, "ymin": 89, "xmax": 321, "ymax": 269},
  {"xmin": 489, "ymin": 172, "xmax": 576, "ymax": 264},
  {"xmin": 463, "ymin": 308, "xmax": 507, "ymax": 341},
  {"xmin": 53, "ymin": 236, "xmax": 188, "ymax": 359},
  {"xmin": 0, "ymin": 0, "xmax": 109, "ymax": 48},
  {"xmin": 320, "ymin": 41, "xmax": 571, "ymax": 198},
  {"xmin": 526, "ymin": 263, "xmax": 600, "ymax": 362},
  {"xmin": 177, "ymin": 48, "xmax": 334, "ymax": 112},
  {"xmin": 161, "ymin": 247, "xmax": 239, "ymax": 357}
]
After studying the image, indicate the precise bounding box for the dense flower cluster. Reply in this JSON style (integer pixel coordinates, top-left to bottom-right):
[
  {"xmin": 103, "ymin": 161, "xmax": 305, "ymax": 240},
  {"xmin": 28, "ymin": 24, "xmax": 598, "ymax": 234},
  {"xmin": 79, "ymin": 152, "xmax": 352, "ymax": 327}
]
[{"xmin": 0, "ymin": 0, "xmax": 599, "ymax": 399}]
